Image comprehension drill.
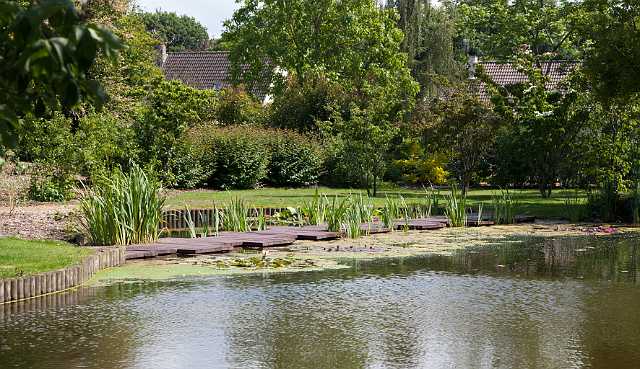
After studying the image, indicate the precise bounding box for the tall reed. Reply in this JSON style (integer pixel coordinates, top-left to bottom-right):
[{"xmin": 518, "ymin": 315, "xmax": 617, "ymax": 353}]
[
  {"xmin": 492, "ymin": 189, "xmax": 516, "ymax": 224},
  {"xmin": 79, "ymin": 165, "xmax": 165, "ymax": 246},
  {"xmin": 444, "ymin": 185, "xmax": 467, "ymax": 227},
  {"xmin": 222, "ymin": 197, "xmax": 250, "ymax": 232},
  {"xmin": 563, "ymin": 190, "xmax": 585, "ymax": 223},
  {"xmin": 380, "ymin": 196, "xmax": 400, "ymax": 230},
  {"xmin": 325, "ymin": 195, "xmax": 349, "ymax": 232},
  {"xmin": 301, "ymin": 188, "xmax": 327, "ymax": 226},
  {"xmin": 183, "ymin": 204, "xmax": 197, "ymax": 238}
]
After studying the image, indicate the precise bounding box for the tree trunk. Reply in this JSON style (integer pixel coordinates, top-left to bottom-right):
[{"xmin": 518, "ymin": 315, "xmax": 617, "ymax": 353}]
[{"xmin": 373, "ymin": 175, "xmax": 378, "ymax": 197}]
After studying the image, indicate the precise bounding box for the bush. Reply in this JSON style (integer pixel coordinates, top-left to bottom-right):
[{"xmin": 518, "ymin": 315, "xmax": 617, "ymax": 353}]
[
  {"xmin": 29, "ymin": 170, "xmax": 74, "ymax": 202},
  {"xmin": 265, "ymin": 130, "xmax": 324, "ymax": 187},
  {"xmin": 188, "ymin": 125, "xmax": 270, "ymax": 189},
  {"xmin": 216, "ymin": 87, "xmax": 265, "ymax": 125},
  {"xmin": 165, "ymin": 139, "xmax": 209, "ymax": 189}
]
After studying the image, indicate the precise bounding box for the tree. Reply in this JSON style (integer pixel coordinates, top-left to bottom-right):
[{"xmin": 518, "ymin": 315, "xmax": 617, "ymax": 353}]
[
  {"xmin": 0, "ymin": 0, "xmax": 122, "ymax": 147},
  {"xmin": 321, "ymin": 105, "xmax": 397, "ymax": 196},
  {"xmin": 140, "ymin": 11, "xmax": 209, "ymax": 51},
  {"xmin": 221, "ymin": 0, "xmax": 417, "ymax": 106},
  {"xmin": 414, "ymin": 87, "xmax": 501, "ymax": 194},
  {"xmin": 387, "ymin": 0, "xmax": 465, "ymax": 97},
  {"xmin": 455, "ymin": 0, "xmax": 579, "ymax": 60},
  {"xmin": 484, "ymin": 50, "xmax": 589, "ymax": 198},
  {"xmin": 578, "ymin": 0, "xmax": 640, "ymax": 104}
]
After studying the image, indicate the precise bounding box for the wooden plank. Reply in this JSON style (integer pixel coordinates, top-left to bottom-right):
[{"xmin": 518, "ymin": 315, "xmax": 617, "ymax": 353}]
[
  {"xmin": 125, "ymin": 250, "xmax": 157, "ymax": 260},
  {"xmin": 176, "ymin": 244, "xmax": 235, "ymax": 255},
  {"xmin": 515, "ymin": 215, "xmax": 536, "ymax": 223},
  {"xmin": 257, "ymin": 227, "xmax": 339, "ymax": 241}
]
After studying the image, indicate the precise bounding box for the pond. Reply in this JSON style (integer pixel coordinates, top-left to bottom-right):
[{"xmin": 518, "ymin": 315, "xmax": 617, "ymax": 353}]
[{"xmin": 1, "ymin": 234, "xmax": 639, "ymax": 369}]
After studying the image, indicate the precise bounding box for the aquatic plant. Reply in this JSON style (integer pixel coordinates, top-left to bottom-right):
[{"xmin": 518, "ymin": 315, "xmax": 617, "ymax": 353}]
[
  {"xmin": 183, "ymin": 204, "xmax": 197, "ymax": 238},
  {"xmin": 325, "ymin": 195, "xmax": 349, "ymax": 232},
  {"xmin": 492, "ymin": 189, "xmax": 516, "ymax": 225},
  {"xmin": 563, "ymin": 190, "xmax": 585, "ymax": 223},
  {"xmin": 444, "ymin": 184, "xmax": 467, "ymax": 227},
  {"xmin": 253, "ymin": 207, "xmax": 268, "ymax": 231},
  {"xmin": 300, "ymin": 188, "xmax": 327, "ymax": 226},
  {"xmin": 222, "ymin": 197, "xmax": 251, "ymax": 232},
  {"xmin": 398, "ymin": 195, "xmax": 411, "ymax": 231},
  {"xmin": 79, "ymin": 164, "xmax": 165, "ymax": 246},
  {"xmin": 380, "ymin": 196, "xmax": 401, "ymax": 230},
  {"xmin": 421, "ymin": 185, "xmax": 439, "ymax": 217}
]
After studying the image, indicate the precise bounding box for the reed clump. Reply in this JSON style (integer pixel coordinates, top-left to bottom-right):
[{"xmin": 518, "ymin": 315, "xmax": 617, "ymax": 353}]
[{"xmin": 79, "ymin": 165, "xmax": 165, "ymax": 246}]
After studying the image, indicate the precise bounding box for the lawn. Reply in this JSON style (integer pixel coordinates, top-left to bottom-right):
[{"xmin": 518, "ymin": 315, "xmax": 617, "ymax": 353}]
[
  {"xmin": 165, "ymin": 187, "xmax": 588, "ymax": 220},
  {"xmin": 0, "ymin": 238, "xmax": 93, "ymax": 279}
]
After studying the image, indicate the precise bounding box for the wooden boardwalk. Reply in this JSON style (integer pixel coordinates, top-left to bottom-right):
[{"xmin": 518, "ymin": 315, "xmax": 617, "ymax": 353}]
[{"xmin": 125, "ymin": 215, "xmax": 532, "ymax": 260}]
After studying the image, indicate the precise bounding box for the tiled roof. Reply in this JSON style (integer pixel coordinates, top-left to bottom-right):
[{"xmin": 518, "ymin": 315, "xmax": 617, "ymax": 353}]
[
  {"xmin": 475, "ymin": 60, "xmax": 578, "ymax": 101},
  {"xmin": 160, "ymin": 51, "xmax": 268, "ymax": 101}
]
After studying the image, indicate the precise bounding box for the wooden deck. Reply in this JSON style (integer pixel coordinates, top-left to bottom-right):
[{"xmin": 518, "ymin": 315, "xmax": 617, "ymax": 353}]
[{"xmin": 125, "ymin": 215, "xmax": 531, "ymax": 260}]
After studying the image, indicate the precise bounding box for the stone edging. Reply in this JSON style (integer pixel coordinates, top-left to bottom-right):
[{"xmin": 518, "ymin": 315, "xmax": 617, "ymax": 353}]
[{"xmin": 0, "ymin": 247, "xmax": 125, "ymax": 304}]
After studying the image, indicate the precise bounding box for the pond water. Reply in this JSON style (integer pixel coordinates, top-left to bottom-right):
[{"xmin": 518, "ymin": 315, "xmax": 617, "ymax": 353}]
[{"xmin": 1, "ymin": 235, "xmax": 639, "ymax": 369}]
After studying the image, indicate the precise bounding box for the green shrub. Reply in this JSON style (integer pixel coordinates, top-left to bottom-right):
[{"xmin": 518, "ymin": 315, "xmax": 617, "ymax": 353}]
[
  {"xmin": 216, "ymin": 87, "xmax": 265, "ymax": 125},
  {"xmin": 266, "ymin": 130, "xmax": 324, "ymax": 187},
  {"xmin": 165, "ymin": 139, "xmax": 209, "ymax": 189},
  {"xmin": 188, "ymin": 125, "xmax": 270, "ymax": 189},
  {"xmin": 78, "ymin": 165, "xmax": 165, "ymax": 246},
  {"xmin": 29, "ymin": 173, "xmax": 74, "ymax": 202}
]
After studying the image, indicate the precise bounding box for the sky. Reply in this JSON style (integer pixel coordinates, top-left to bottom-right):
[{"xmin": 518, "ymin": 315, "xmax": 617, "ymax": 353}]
[{"xmin": 136, "ymin": 0, "xmax": 240, "ymax": 38}]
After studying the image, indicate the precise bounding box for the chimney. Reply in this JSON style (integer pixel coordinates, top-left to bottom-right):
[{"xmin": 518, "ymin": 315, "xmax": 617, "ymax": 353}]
[
  {"xmin": 156, "ymin": 43, "xmax": 168, "ymax": 67},
  {"xmin": 468, "ymin": 54, "xmax": 479, "ymax": 79}
]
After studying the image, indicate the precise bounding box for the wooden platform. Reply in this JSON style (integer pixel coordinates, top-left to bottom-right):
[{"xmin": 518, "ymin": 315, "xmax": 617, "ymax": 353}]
[
  {"xmin": 124, "ymin": 214, "xmax": 529, "ymax": 260},
  {"xmin": 394, "ymin": 219, "xmax": 447, "ymax": 231},
  {"xmin": 256, "ymin": 226, "xmax": 339, "ymax": 241}
]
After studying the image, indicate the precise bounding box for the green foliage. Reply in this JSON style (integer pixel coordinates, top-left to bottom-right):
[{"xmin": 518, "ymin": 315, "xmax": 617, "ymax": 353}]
[
  {"xmin": 16, "ymin": 112, "xmax": 138, "ymax": 180},
  {"xmin": 0, "ymin": 0, "xmax": 122, "ymax": 147},
  {"xmin": 320, "ymin": 105, "xmax": 399, "ymax": 196},
  {"xmin": 266, "ymin": 130, "xmax": 324, "ymax": 187},
  {"xmin": 269, "ymin": 73, "xmax": 342, "ymax": 131},
  {"xmin": 389, "ymin": 139, "xmax": 449, "ymax": 185},
  {"xmin": 222, "ymin": 197, "xmax": 251, "ymax": 232},
  {"xmin": 222, "ymin": 0, "xmax": 417, "ymax": 108},
  {"xmin": 380, "ymin": 196, "xmax": 401, "ymax": 230},
  {"xmin": 165, "ymin": 139, "xmax": 208, "ymax": 189},
  {"xmin": 325, "ymin": 196, "xmax": 349, "ymax": 233},
  {"xmin": 563, "ymin": 190, "xmax": 586, "ymax": 223},
  {"xmin": 492, "ymin": 189, "xmax": 516, "ymax": 225},
  {"xmin": 28, "ymin": 170, "xmax": 74, "ymax": 202},
  {"xmin": 485, "ymin": 51, "xmax": 588, "ymax": 198},
  {"xmin": 456, "ymin": 0, "xmax": 578, "ymax": 59},
  {"xmin": 188, "ymin": 125, "xmax": 270, "ymax": 189},
  {"xmin": 140, "ymin": 10, "xmax": 209, "ymax": 51},
  {"xmin": 134, "ymin": 79, "xmax": 217, "ymax": 182},
  {"xmin": 578, "ymin": 0, "xmax": 640, "ymax": 103},
  {"xmin": 414, "ymin": 87, "xmax": 500, "ymax": 192},
  {"xmin": 216, "ymin": 87, "xmax": 265, "ymax": 125},
  {"xmin": 79, "ymin": 165, "xmax": 165, "ymax": 246},
  {"xmin": 388, "ymin": 1, "xmax": 465, "ymax": 97},
  {"xmin": 444, "ymin": 185, "xmax": 467, "ymax": 227},
  {"xmin": 300, "ymin": 189, "xmax": 328, "ymax": 226}
]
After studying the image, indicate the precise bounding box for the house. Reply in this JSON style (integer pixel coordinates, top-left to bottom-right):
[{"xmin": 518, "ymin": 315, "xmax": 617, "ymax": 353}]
[
  {"xmin": 469, "ymin": 56, "xmax": 579, "ymax": 102},
  {"xmin": 157, "ymin": 45, "xmax": 271, "ymax": 104}
]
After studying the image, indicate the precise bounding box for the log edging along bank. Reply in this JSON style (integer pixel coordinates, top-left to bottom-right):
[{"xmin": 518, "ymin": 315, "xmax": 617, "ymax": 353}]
[{"xmin": 0, "ymin": 247, "xmax": 126, "ymax": 304}]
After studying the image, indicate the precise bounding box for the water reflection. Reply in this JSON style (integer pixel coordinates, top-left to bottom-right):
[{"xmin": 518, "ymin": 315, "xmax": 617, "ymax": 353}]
[{"xmin": 0, "ymin": 235, "xmax": 639, "ymax": 369}]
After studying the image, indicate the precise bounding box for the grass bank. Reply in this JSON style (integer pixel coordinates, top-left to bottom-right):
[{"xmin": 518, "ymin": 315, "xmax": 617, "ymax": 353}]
[
  {"xmin": 166, "ymin": 187, "xmax": 588, "ymax": 220},
  {"xmin": 0, "ymin": 238, "xmax": 93, "ymax": 278}
]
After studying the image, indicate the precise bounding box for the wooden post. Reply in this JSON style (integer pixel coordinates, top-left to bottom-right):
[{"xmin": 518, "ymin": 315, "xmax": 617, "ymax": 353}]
[
  {"xmin": 16, "ymin": 278, "xmax": 24, "ymax": 300},
  {"xmin": 0, "ymin": 280, "xmax": 4, "ymax": 303},
  {"xmin": 30, "ymin": 277, "xmax": 36, "ymax": 298},
  {"xmin": 23, "ymin": 277, "xmax": 31, "ymax": 299}
]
